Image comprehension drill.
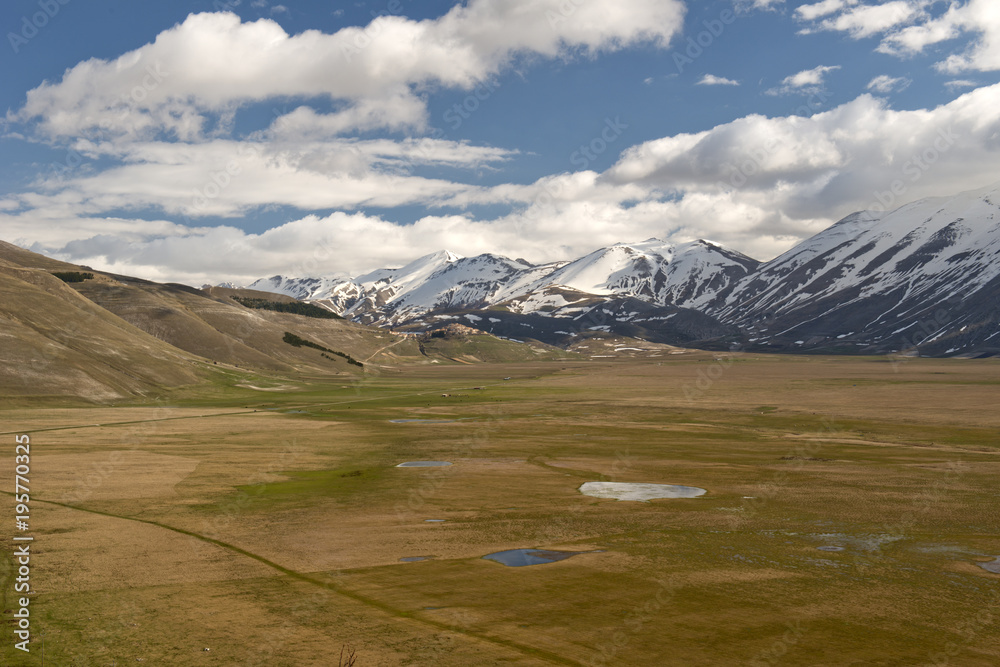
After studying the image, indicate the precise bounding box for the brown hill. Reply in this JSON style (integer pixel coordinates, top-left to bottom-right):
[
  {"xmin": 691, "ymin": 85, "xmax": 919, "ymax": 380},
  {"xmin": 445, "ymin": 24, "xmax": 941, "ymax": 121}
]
[
  {"xmin": 0, "ymin": 242, "xmax": 577, "ymax": 401},
  {"xmin": 0, "ymin": 247, "xmax": 204, "ymax": 401}
]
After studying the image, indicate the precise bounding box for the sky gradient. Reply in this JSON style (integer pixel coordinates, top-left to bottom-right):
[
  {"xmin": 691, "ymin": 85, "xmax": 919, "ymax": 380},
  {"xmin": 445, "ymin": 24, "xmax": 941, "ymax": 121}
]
[{"xmin": 2, "ymin": 0, "xmax": 1000, "ymax": 285}]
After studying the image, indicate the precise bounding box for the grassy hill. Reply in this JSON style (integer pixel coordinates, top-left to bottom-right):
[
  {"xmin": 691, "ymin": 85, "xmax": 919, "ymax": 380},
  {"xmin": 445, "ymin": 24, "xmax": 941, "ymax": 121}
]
[
  {"xmin": 0, "ymin": 251, "xmax": 205, "ymax": 402},
  {"xmin": 0, "ymin": 242, "xmax": 579, "ymax": 401}
]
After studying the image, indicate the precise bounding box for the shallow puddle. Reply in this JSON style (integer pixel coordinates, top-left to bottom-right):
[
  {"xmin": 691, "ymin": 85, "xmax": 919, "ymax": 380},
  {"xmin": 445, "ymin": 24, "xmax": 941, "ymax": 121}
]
[
  {"xmin": 817, "ymin": 546, "xmax": 845, "ymax": 552},
  {"xmin": 424, "ymin": 519, "xmax": 446, "ymax": 522},
  {"xmin": 399, "ymin": 556, "xmax": 433, "ymax": 562},
  {"xmin": 579, "ymin": 481, "xmax": 706, "ymax": 501},
  {"xmin": 396, "ymin": 461, "xmax": 453, "ymax": 467},
  {"xmin": 482, "ymin": 548, "xmax": 595, "ymax": 567},
  {"xmin": 978, "ymin": 557, "xmax": 1000, "ymax": 573}
]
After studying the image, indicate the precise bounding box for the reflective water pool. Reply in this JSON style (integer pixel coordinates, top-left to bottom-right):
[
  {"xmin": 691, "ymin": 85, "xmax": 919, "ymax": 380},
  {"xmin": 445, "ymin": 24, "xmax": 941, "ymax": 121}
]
[
  {"xmin": 579, "ymin": 481, "xmax": 706, "ymax": 501},
  {"xmin": 482, "ymin": 548, "xmax": 595, "ymax": 567},
  {"xmin": 979, "ymin": 557, "xmax": 1000, "ymax": 573},
  {"xmin": 396, "ymin": 461, "xmax": 453, "ymax": 467}
]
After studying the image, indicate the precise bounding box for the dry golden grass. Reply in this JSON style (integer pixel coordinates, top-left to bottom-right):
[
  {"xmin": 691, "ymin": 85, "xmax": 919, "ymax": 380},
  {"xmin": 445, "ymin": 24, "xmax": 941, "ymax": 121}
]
[{"xmin": 3, "ymin": 354, "xmax": 999, "ymax": 665}]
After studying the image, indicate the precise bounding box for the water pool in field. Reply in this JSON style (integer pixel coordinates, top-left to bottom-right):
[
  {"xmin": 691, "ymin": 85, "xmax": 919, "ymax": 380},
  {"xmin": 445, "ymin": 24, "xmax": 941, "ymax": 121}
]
[
  {"xmin": 396, "ymin": 461, "xmax": 452, "ymax": 467},
  {"xmin": 979, "ymin": 557, "xmax": 1000, "ymax": 573},
  {"xmin": 390, "ymin": 419, "xmax": 460, "ymax": 423},
  {"xmin": 482, "ymin": 548, "xmax": 594, "ymax": 567},
  {"xmin": 579, "ymin": 481, "xmax": 706, "ymax": 501},
  {"xmin": 399, "ymin": 556, "xmax": 433, "ymax": 562}
]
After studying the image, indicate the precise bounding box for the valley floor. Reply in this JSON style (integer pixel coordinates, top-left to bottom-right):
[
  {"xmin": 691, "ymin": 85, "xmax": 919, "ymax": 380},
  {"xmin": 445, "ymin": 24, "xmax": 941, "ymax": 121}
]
[{"xmin": 3, "ymin": 353, "xmax": 999, "ymax": 665}]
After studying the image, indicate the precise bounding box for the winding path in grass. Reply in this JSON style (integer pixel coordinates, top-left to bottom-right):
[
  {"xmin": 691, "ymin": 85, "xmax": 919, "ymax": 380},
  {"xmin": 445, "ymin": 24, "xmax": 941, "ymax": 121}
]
[{"xmin": 7, "ymin": 492, "xmax": 581, "ymax": 666}]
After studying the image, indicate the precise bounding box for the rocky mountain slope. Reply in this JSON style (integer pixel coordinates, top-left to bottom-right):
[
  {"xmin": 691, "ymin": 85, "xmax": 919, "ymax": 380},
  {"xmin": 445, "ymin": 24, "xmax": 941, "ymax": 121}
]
[{"xmin": 238, "ymin": 183, "xmax": 1000, "ymax": 357}]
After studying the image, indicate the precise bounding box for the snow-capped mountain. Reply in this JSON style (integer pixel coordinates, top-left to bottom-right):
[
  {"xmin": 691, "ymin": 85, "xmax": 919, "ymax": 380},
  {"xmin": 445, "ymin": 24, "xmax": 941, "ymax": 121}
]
[
  {"xmin": 244, "ymin": 238, "xmax": 756, "ymax": 327},
  {"xmin": 232, "ymin": 183, "xmax": 1000, "ymax": 356},
  {"xmin": 522, "ymin": 238, "xmax": 758, "ymax": 310},
  {"xmin": 715, "ymin": 183, "xmax": 1000, "ymax": 355}
]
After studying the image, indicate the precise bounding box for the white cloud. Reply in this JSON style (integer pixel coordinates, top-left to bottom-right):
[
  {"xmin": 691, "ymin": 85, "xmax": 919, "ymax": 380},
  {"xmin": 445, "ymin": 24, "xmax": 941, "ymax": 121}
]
[
  {"xmin": 12, "ymin": 2, "xmax": 685, "ymax": 141},
  {"xmin": 10, "ymin": 136, "xmax": 519, "ymax": 219},
  {"xmin": 795, "ymin": 0, "xmax": 858, "ymax": 21},
  {"xmin": 944, "ymin": 79, "xmax": 978, "ymax": 89},
  {"xmin": 7, "ymin": 3, "xmax": 1000, "ymax": 286},
  {"xmin": 816, "ymin": 1, "xmax": 919, "ymax": 39},
  {"xmin": 798, "ymin": 0, "xmax": 1000, "ymax": 74},
  {"xmin": 736, "ymin": 0, "xmax": 785, "ymax": 12},
  {"xmin": 10, "ymin": 85, "xmax": 1000, "ymax": 285},
  {"xmin": 604, "ymin": 83, "xmax": 1000, "ymax": 232},
  {"xmin": 876, "ymin": 3, "xmax": 964, "ymax": 55},
  {"xmin": 935, "ymin": 0, "xmax": 1000, "ymax": 73},
  {"xmin": 767, "ymin": 65, "xmax": 840, "ymax": 95},
  {"xmin": 697, "ymin": 74, "xmax": 740, "ymax": 86},
  {"xmin": 866, "ymin": 74, "xmax": 912, "ymax": 93},
  {"xmin": 265, "ymin": 93, "xmax": 430, "ymax": 139}
]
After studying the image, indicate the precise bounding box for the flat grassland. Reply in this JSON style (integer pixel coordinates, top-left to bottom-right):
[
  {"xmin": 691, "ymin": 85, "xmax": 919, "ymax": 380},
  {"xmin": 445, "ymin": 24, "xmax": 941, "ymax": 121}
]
[{"xmin": 3, "ymin": 353, "xmax": 999, "ymax": 665}]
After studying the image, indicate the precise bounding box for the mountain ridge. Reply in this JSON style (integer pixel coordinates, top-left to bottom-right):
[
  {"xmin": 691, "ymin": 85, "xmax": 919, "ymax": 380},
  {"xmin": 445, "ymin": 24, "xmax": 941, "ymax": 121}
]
[{"xmin": 235, "ymin": 183, "xmax": 1000, "ymax": 357}]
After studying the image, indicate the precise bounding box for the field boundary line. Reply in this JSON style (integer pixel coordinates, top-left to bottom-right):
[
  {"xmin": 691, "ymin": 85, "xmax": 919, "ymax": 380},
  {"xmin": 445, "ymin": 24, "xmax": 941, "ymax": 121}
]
[{"xmin": 3, "ymin": 491, "xmax": 581, "ymax": 666}]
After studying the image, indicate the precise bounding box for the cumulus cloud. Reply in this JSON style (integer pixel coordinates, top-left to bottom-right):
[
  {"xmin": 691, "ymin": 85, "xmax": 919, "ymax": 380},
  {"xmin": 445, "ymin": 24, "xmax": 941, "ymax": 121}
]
[
  {"xmin": 9, "ymin": 84, "xmax": 1000, "ymax": 285},
  {"xmin": 1, "ymin": 1, "xmax": 686, "ymax": 255},
  {"xmin": 735, "ymin": 0, "xmax": 785, "ymax": 13},
  {"xmin": 795, "ymin": 0, "xmax": 859, "ymax": 21},
  {"xmin": 798, "ymin": 0, "xmax": 1000, "ymax": 74},
  {"xmin": 604, "ymin": 83, "xmax": 1000, "ymax": 223},
  {"xmin": 6, "ymin": 3, "xmax": 1000, "ymax": 287},
  {"xmin": 766, "ymin": 65, "xmax": 840, "ymax": 95},
  {"xmin": 813, "ymin": 1, "xmax": 919, "ymax": 38},
  {"xmin": 935, "ymin": 0, "xmax": 1000, "ymax": 73},
  {"xmin": 866, "ymin": 74, "xmax": 912, "ymax": 93},
  {"xmin": 11, "ymin": 2, "xmax": 685, "ymax": 141},
  {"xmin": 697, "ymin": 74, "xmax": 740, "ymax": 86}
]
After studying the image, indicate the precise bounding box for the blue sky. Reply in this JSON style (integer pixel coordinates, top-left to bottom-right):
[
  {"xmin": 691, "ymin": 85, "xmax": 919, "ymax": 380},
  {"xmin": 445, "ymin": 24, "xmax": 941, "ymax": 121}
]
[{"xmin": 2, "ymin": 0, "xmax": 999, "ymax": 285}]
